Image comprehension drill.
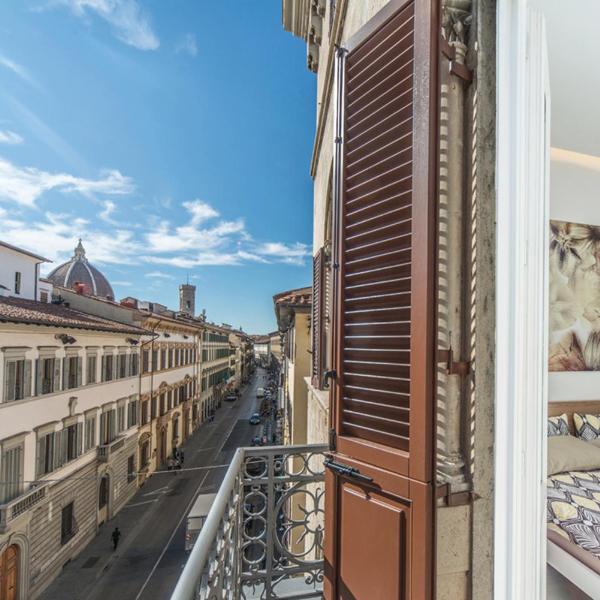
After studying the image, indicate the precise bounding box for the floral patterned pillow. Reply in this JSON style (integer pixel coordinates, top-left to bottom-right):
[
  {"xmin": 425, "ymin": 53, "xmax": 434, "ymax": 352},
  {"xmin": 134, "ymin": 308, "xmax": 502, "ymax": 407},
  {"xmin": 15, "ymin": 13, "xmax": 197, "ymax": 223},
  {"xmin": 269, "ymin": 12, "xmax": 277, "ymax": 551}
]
[
  {"xmin": 548, "ymin": 414, "xmax": 570, "ymax": 437},
  {"xmin": 574, "ymin": 413, "xmax": 600, "ymax": 441}
]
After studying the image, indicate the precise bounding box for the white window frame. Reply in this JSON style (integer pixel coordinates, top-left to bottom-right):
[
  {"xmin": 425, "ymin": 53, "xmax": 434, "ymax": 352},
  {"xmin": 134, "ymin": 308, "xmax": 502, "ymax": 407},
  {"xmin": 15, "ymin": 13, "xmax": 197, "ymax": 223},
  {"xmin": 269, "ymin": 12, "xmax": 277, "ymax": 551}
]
[{"xmin": 495, "ymin": 3, "xmax": 549, "ymax": 599}]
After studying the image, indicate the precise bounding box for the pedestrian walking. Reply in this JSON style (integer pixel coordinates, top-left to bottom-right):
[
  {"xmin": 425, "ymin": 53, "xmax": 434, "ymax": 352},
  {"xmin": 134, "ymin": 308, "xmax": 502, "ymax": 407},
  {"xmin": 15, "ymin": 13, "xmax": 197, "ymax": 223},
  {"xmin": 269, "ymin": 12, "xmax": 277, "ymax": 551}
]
[
  {"xmin": 111, "ymin": 527, "xmax": 121, "ymax": 551},
  {"xmin": 179, "ymin": 449, "xmax": 185, "ymax": 465}
]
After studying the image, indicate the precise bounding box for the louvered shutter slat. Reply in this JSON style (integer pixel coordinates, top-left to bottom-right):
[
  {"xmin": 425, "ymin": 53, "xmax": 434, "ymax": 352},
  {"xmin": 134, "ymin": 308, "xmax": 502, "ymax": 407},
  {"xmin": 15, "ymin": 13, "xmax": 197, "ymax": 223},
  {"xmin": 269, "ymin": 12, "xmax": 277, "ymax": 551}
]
[{"xmin": 332, "ymin": 0, "xmax": 437, "ymax": 482}]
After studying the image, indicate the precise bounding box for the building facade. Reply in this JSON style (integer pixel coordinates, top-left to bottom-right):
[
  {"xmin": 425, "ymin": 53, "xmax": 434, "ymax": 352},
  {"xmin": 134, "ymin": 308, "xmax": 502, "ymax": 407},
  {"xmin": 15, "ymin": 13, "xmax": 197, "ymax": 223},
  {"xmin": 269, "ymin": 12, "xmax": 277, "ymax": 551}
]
[
  {"xmin": 273, "ymin": 287, "xmax": 312, "ymax": 446},
  {"xmin": 0, "ymin": 243, "xmax": 146, "ymax": 600},
  {"xmin": 200, "ymin": 325, "xmax": 233, "ymax": 420}
]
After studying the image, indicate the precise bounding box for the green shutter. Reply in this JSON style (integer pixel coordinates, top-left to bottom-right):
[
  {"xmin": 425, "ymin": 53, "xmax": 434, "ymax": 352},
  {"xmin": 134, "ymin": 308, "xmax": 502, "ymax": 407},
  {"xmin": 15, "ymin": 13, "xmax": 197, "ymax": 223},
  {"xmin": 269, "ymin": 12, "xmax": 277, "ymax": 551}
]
[{"xmin": 77, "ymin": 357, "xmax": 82, "ymax": 387}]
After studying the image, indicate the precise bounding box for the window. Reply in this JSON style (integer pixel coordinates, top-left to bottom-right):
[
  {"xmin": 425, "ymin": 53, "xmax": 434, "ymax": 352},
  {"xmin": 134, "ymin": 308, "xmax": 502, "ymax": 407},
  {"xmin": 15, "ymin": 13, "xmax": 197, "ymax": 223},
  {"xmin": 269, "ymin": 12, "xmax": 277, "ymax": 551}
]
[
  {"xmin": 102, "ymin": 354, "xmax": 114, "ymax": 382},
  {"xmin": 160, "ymin": 393, "xmax": 166, "ymax": 416},
  {"xmin": 140, "ymin": 440, "xmax": 150, "ymax": 467},
  {"xmin": 36, "ymin": 431, "xmax": 55, "ymax": 476},
  {"xmin": 100, "ymin": 410, "xmax": 116, "ymax": 445},
  {"xmin": 168, "ymin": 349, "xmax": 174, "ymax": 369},
  {"xmin": 117, "ymin": 404, "xmax": 126, "ymax": 433},
  {"xmin": 0, "ymin": 442, "xmax": 23, "ymax": 504},
  {"xmin": 151, "ymin": 397, "xmax": 157, "ymax": 420},
  {"xmin": 4, "ymin": 358, "xmax": 31, "ymax": 402},
  {"xmin": 86, "ymin": 354, "xmax": 97, "ymax": 385},
  {"xmin": 142, "ymin": 350, "xmax": 149, "ymax": 373},
  {"xmin": 160, "ymin": 349, "xmax": 166, "ymax": 370},
  {"xmin": 127, "ymin": 399, "xmax": 138, "ymax": 428},
  {"xmin": 129, "ymin": 352, "xmax": 139, "ymax": 377},
  {"xmin": 118, "ymin": 354, "xmax": 127, "ymax": 379},
  {"xmin": 173, "ymin": 418, "xmax": 179, "ymax": 440},
  {"xmin": 64, "ymin": 355, "xmax": 81, "ymax": 390},
  {"xmin": 151, "ymin": 350, "xmax": 158, "ymax": 372},
  {"xmin": 14, "ymin": 271, "xmax": 21, "ymax": 295},
  {"xmin": 127, "ymin": 454, "xmax": 135, "ymax": 483},
  {"xmin": 61, "ymin": 502, "xmax": 75, "ymax": 545},
  {"xmin": 37, "ymin": 357, "xmax": 59, "ymax": 395},
  {"xmin": 40, "ymin": 291, "xmax": 48, "ymax": 303},
  {"xmin": 66, "ymin": 423, "xmax": 81, "ymax": 462},
  {"xmin": 141, "ymin": 400, "xmax": 149, "ymax": 424},
  {"xmin": 84, "ymin": 415, "xmax": 96, "ymax": 451}
]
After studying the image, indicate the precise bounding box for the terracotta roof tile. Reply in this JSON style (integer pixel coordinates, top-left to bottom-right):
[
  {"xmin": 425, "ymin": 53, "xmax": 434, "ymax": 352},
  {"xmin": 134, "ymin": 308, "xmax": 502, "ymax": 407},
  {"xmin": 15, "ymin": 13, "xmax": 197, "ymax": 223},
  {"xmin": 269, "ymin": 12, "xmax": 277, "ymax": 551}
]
[
  {"xmin": 0, "ymin": 296, "xmax": 147, "ymax": 335},
  {"xmin": 273, "ymin": 286, "xmax": 312, "ymax": 307}
]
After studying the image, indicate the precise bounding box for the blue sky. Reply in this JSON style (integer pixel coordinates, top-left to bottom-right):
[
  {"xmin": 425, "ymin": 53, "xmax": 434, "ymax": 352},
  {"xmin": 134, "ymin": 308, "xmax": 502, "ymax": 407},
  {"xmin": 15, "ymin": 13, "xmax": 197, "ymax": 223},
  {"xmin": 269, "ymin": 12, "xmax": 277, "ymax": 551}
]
[{"xmin": 0, "ymin": 0, "xmax": 315, "ymax": 333}]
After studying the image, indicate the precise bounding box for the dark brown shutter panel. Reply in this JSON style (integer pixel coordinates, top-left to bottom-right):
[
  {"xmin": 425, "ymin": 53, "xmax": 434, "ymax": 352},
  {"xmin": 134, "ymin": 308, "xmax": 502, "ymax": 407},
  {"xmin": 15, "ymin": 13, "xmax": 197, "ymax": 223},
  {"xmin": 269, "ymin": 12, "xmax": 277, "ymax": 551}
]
[
  {"xmin": 311, "ymin": 247, "xmax": 326, "ymax": 388},
  {"xmin": 333, "ymin": 0, "xmax": 438, "ymax": 482}
]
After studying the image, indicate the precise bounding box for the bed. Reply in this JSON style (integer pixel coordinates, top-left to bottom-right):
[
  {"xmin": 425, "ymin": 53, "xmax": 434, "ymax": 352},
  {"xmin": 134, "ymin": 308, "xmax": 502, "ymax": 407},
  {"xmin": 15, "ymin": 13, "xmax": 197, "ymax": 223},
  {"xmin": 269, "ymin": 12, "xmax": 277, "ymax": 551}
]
[{"xmin": 548, "ymin": 401, "xmax": 600, "ymax": 599}]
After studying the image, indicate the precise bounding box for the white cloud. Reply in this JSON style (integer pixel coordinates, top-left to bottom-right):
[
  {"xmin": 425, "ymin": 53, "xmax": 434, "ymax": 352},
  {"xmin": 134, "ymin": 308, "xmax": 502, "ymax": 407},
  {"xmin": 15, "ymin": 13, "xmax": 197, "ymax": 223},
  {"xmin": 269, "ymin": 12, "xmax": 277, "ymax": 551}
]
[
  {"xmin": 146, "ymin": 271, "xmax": 174, "ymax": 279},
  {"xmin": 59, "ymin": 0, "xmax": 159, "ymax": 50},
  {"xmin": 175, "ymin": 33, "xmax": 198, "ymax": 57},
  {"xmin": 0, "ymin": 54, "xmax": 36, "ymax": 86},
  {"xmin": 0, "ymin": 157, "xmax": 134, "ymax": 206},
  {"xmin": 0, "ymin": 197, "xmax": 310, "ymax": 274},
  {"xmin": 0, "ymin": 130, "xmax": 23, "ymax": 145},
  {"xmin": 254, "ymin": 242, "xmax": 311, "ymax": 265},
  {"xmin": 99, "ymin": 199, "xmax": 117, "ymax": 223},
  {"xmin": 183, "ymin": 199, "xmax": 219, "ymax": 225}
]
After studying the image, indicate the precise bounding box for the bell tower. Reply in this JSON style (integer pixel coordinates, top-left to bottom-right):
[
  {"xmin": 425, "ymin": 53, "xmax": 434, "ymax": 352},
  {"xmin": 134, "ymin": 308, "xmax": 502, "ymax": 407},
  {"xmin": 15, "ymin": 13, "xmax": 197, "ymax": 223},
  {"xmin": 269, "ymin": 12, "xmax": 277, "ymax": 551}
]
[{"xmin": 179, "ymin": 283, "xmax": 196, "ymax": 316}]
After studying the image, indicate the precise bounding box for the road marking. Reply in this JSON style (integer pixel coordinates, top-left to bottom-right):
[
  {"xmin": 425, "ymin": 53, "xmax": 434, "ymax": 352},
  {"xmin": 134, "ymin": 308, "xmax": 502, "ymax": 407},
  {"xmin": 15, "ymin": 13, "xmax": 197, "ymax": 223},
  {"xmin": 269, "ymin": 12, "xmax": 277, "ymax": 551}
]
[
  {"xmin": 123, "ymin": 499, "xmax": 158, "ymax": 508},
  {"xmin": 133, "ymin": 470, "xmax": 211, "ymax": 600},
  {"xmin": 142, "ymin": 486, "xmax": 170, "ymax": 497}
]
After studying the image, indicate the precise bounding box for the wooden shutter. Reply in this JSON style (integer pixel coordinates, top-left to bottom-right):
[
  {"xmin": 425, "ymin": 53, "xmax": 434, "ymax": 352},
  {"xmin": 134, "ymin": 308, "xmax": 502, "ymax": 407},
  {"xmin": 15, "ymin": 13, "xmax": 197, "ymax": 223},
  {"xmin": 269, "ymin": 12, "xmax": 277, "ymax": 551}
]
[
  {"xmin": 325, "ymin": 1, "xmax": 439, "ymax": 598},
  {"xmin": 23, "ymin": 360, "xmax": 32, "ymax": 399},
  {"xmin": 53, "ymin": 358, "xmax": 61, "ymax": 393},
  {"xmin": 312, "ymin": 247, "xmax": 326, "ymax": 388},
  {"xmin": 4, "ymin": 361, "xmax": 16, "ymax": 402}
]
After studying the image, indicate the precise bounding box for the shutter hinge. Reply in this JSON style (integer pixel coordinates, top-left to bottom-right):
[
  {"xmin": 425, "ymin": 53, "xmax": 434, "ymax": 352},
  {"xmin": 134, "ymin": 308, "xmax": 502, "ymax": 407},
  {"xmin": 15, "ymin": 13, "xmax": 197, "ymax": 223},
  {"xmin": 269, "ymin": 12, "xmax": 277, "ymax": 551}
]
[
  {"xmin": 322, "ymin": 369, "xmax": 337, "ymax": 388},
  {"xmin": 437, "ymin": 347, "xmax": 470, "ymax": 377},
  {"xmin": 440, "ymin": 37, "xmax": 473, "ymax": 84},
  {"xmin": 334, "ymin": 136, "xmax": 343, "ymax": 145},
  {"xmin": 329, "ymin": 428, "xmax": 337, "ymax": 451}
]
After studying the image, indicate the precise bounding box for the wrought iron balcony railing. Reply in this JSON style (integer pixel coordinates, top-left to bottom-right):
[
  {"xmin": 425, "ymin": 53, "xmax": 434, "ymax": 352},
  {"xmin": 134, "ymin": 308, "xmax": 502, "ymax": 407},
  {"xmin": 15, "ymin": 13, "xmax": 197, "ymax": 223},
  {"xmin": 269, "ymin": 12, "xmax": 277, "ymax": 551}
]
[{"xmin": 171, "ymin": 443, "xmax": 328, "ymax": 600}]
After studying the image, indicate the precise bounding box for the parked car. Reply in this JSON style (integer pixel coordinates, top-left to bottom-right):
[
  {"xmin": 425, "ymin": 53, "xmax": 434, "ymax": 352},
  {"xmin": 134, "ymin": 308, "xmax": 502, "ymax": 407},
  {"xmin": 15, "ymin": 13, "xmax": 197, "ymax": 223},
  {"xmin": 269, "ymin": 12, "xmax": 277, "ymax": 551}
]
[
  {"xmin": 185, "ymin": 493, "xmax": 217, "ymax": 551},
  {"xmin": 224, "ymin": 394, "xmax": 237, "ymax": 402},
  {"xmin": 256, "ymin": 387, "xmax": 265, "ymax": 398},
  {"xmin": 249, "ymin": 413, "xmax": 261, "ymax": 425}
]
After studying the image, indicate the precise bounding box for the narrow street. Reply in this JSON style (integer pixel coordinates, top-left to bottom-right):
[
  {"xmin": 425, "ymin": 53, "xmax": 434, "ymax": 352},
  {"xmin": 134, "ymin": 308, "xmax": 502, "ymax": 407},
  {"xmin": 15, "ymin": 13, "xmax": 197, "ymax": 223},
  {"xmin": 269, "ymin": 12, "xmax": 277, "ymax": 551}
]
[{"xmin": 40, "ymin": 368, "xmax": 271, "ymax": 600}]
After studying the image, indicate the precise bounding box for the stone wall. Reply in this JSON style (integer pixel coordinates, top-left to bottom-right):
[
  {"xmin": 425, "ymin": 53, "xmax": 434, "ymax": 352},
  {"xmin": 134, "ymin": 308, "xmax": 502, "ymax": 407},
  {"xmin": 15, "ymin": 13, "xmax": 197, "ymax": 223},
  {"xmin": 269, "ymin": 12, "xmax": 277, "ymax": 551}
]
[{"xmin": 28, "ymin": 460, "xmax": 98, "ymax": 598}]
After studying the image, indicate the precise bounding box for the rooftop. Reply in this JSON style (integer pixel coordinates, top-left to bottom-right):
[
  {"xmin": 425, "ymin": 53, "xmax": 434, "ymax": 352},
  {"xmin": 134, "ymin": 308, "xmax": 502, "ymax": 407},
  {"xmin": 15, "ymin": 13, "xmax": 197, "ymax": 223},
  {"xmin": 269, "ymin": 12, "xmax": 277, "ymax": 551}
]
[
  {"xmin": 0, "ymin": 296, "xmax": 148, "ymax": 335},
  {"xmin": 273, "ymin": 286, "xmax": 312, "ymax": 307},
  {"xmin": 0, "ymin": 240, "xmax": 51, "ymax": 263}
]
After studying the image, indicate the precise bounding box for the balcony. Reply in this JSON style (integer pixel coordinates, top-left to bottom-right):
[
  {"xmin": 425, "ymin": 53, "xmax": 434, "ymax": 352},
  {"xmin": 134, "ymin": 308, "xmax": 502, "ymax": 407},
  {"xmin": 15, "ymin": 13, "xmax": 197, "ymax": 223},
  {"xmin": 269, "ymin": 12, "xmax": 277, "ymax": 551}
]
[
  {"xmin": 172, "ymin": 443, "xmax": 327, "ymax": 600},
  {"xmin": 0, "ymin": 483, "xmax": 49, "ymax": 533},
  {"xmin": 97, "ymin": 436, "xmax": 126, "ymax": 461}
]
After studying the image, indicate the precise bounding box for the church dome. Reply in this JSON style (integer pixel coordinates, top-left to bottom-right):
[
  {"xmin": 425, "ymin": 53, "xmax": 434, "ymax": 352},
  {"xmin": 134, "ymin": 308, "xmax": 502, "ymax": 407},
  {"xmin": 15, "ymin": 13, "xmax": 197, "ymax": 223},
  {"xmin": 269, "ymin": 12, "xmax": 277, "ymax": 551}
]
[{"xmin": 47, "ymin": 240, "xmax": 115, "ymax": 300}]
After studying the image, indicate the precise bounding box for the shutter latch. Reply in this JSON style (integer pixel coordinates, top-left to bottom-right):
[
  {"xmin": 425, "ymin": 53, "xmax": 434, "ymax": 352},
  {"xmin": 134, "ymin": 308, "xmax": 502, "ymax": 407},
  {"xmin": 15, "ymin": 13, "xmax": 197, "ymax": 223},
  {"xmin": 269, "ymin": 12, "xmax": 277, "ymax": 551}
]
[
  {"xmin": 324, "ymin": 458, "xmax": 373, "ymax": 483},
  {"xmin": 438, "ymin": 346, "xmax": 470, "ymax": 377}
]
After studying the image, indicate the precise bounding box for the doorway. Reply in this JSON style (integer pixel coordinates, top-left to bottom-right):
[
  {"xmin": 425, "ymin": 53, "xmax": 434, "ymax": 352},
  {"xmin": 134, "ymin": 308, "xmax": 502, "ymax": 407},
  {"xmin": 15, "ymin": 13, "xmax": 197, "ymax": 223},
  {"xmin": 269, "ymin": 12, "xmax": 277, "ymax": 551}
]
[
  {"xmin": 98, "ymin": 474, "xmax": 110, "ymax": 526},
  {"xmin": 0, "ymin": 544, "xmax": 19, "ymax": 600}
]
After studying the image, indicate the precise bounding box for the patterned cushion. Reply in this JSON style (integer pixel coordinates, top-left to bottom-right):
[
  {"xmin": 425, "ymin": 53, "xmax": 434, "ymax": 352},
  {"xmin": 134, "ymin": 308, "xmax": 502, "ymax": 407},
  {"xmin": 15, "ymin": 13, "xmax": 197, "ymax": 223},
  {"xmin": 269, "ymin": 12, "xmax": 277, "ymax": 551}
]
[
  {"xmin": 574, "ymin": 413, "xmax": 600, "ymax": 441},
  {"xmin": 548, "ymin": 414, "xmax": 570, "ymax": 437}
]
